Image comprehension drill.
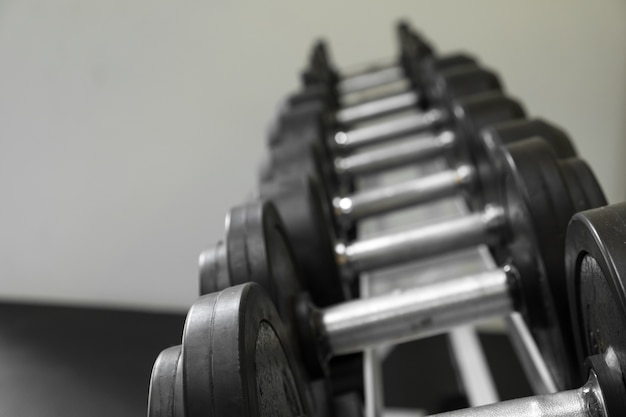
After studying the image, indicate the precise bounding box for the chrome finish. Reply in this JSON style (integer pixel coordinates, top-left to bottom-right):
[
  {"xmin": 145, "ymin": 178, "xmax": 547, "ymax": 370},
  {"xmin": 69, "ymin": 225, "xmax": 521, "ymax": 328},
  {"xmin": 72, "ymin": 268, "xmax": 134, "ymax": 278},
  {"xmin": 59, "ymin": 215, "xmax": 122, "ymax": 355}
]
[
  {"xmin": 333, "ymin": 109, "xmax": 446, "ymax": 151},
  {"xmin": 477, "ymin": 242, "xmax": 560, "ymax": 395},
  {"xmin": 334, "ymin": 131, "xmax": 456, "ymax": 179},
  {"xmin": 342, "ymin": 79, "xmax": 411, "ymax": 108},
  {"xmin": 338, "ymin": 65, "xmax": 404, "ymax": 95},
  {"xmin": 336, "ymin": 205, "xmax": 506, "ymax": 275},
  {"xmin": 322, "ymin": 269, "xmax": 514, "ymax": 356},
  {"xmin": 425, "ymin": 372, "xmax": 607, "ymax": 417},
  {"xmin": 333, "ymin": 165, "xmax": 475, "ymax": 225},
  {"xmin": 358, "ymin": 159, "xmax": 500, "ymax": 415},
  {"xmin": 449, "ymin": 326, "xmax": 500, "ymax": 406},
  {"xmin": 506, "ymin": 313, "xmax": 558, "ymax": 395},
  {"xmin": 360, "ymin": 276, "xmax": 385, "ymax": 417},
  {"xmin": 336, "ymin": 91, "xmax": 420, "ymax": 125}
]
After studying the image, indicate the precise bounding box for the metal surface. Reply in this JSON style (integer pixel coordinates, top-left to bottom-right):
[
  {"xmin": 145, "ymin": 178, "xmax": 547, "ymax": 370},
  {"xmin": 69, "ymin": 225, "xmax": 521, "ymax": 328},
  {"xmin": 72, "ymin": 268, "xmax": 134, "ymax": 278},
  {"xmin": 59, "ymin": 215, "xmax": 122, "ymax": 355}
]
[
  {"xmin": 506, "ymin": 313, "xmax": 558, "ymax": 395},
  {"xmin": 332, "ymin": 164, "xmax": 474, "ymax": 225},
  {"xmin": 342, "ymin": 79, "xmax": 412, "ymax": 108},
  {"xmin": 333, "ymin": 109, "xmax": 445, "ymax": 151},
  {"xmin": 478, "ymin": 240, "xmax": 559, "ymax": 396},
  {"xmin": 322, "ymin": 269, "xmax": 514, "ymax": 356},
  {"xmin": 336, "ymin": 205, "xmax": 506, "ymax": 275},
  {"xmin": 338, "ymin": 65, "xmax": 404, "ymax": 95},
  {"xmin": 333, "ymin": 131, "xmax": 456, "ymax": 179},
  {"xmin": 361, "ymin": 276, "xmax": 387, "ymax": 417},
  {"xmin": 425, "ymin": 372, "xmax": 607, "ymax": 417},
  {"xmin": 337, "ymin": 91, "xmax": 420, "ymax": 125},
  {"xmin": 357, "ymin": 160, "xmax": 501, "ymax": 416},
  {"xmin": 448, "ymin": 326, "xmax": 500, "ymax": 406}
]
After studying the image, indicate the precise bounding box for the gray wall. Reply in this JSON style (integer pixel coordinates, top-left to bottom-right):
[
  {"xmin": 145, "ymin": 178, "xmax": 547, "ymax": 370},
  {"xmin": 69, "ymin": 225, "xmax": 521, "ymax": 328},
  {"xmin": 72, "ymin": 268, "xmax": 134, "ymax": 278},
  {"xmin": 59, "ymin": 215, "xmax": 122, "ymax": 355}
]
[{"xmin": 1, "ymin": 0, "xmax": 624, "ymax": 311}]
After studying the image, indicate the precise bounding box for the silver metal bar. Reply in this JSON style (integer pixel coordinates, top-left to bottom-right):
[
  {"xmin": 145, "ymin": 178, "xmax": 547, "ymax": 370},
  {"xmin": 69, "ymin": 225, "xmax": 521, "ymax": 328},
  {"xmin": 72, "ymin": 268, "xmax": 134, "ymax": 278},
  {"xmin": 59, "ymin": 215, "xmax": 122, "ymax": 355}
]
[
  {"xmin": 448, "ymin": 326, "xmax": 500, "ymax": 406},
  {"xmin": 361, "ymin": 275, "xmax": 385, "ymax": 417},
  {"xmin": 333, "ymin": 165, "xmax": 474, "ymax": 225},
  {"xmin": 336, "ymin": 205, "xmax": 506, "ymax": 275},
  {"xmin": 333, "ymin": 109, "xmax": 446, "ymax": 152},
  {"xmin": 338, "ymin": 65, "xmax": 404, "ymax": 95},
  {"xmin": 476, "ymin": 242, "xmax": 561, "ymax": 395},
  {"xmin": 336, "ymin": 91, "xmax": 420, "ymax": 125},
  {"xmin": 342, "ymin": 79, "xmax": 411, "ymax": 108},
  {"xmin": 425, "ymin": 372, "xmax": 606, "ymax": 417},
  {"xmin": 334, "ymin": 131, "xmax": 456, "ymax": 179},
  {"xmin": 322, "ymin": 269, "xmax": 514, "ymax": 356},
  {"xmin": 505, "ymin": 313, "xmax": 559, "ymax": 395}
]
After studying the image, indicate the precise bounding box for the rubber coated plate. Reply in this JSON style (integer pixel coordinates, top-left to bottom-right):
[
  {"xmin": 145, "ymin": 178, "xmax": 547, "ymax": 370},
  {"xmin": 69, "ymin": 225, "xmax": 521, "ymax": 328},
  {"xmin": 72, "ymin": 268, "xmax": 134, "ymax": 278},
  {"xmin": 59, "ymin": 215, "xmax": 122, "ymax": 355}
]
[
  {"xmin": 566, "ymin": 203, "xmax": 626, "ymax": 385},
  {"xmin": 225, "ymin": 201, "xmax": 305, "ymax": 328},
  {"xmin": 451, "ymin": 92, "xmax": 526, "ymax": 172},
  {"xmin": 473, "ymin": 118, "xmax": 577, "ymax": 209},
  {"xmin": 426, "ymin": 65, "xmax": 501, "ymax": 110},
  {"xmin": 492, "ymin": 137, "xmax": 605, "ymax": 389},
  {"xmin": 148, "ymin": 345, "xmax": 185, "ymax": 417},
  {"xmin": 182, "ymin": 283, "xmax": 311, "ymax": 417},
  {"xmin": 259, "ymin": 176, "xmax": 347, "ymax": 306}
]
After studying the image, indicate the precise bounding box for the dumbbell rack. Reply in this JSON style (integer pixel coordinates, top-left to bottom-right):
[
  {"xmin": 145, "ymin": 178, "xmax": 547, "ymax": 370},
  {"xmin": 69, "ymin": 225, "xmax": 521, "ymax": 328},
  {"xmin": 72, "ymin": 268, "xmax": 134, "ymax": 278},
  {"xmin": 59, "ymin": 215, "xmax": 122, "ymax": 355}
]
[
  {"xmin": 146, "ymin": 22, "xmax": 626, "ymax": 417},
  {"xmin": 357, "ymin": 143, "xmax": 555, "ymax": 415}
]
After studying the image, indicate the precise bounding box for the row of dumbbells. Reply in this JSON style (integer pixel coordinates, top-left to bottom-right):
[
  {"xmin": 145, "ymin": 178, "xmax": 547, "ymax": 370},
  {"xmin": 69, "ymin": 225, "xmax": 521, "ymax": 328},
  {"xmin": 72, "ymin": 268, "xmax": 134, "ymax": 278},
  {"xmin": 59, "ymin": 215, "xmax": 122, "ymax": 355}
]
[{"xmin": 147, "ymin": 22, "xmax": 626, "ymax": 417}]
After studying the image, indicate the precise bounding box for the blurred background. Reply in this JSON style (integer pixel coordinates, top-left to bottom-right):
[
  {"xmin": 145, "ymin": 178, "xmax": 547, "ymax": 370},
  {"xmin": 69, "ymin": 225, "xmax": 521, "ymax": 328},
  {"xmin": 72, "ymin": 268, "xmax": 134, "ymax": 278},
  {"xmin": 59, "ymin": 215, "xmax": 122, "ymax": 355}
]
[{"xmin": 1, "ymin": 0, "xmax": 625, "ymax": 312}]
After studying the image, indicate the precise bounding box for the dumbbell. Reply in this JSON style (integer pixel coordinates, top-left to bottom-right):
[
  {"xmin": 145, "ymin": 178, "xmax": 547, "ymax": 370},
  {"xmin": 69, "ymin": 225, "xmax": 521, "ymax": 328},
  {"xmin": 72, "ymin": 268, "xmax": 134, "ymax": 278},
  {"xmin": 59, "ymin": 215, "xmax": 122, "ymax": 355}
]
[
  {"xmin": 152, "ymin": 202, "xmax": 625, "ymax": 417},
  {"xmin": 248, "ymin": 120, "xmax": 579, "ymax": 306},
  {"xmin": 201, "ymin": 137, "xmax": 606, "ymax": 387},
  {"xmin": 298, "ymin": 53, "xmax": 482, "ymax": 128},
  {"xmin": 265, "ymin": 93, "xmax": 527, "ymax": 220},
  {"xmin": 266, "ymin": 97, "xmax": 582, "ymax": 233},
  {"xmin": 302, "ymin": 22, "xmax": 434, "ymax": 100},
  {"xmin": 273, "ymin": 62, "xmax": 501, "ymax": 167},
  {"xmin": 268, "ymin": 69, "xmax": 507, "ymax": 198}
]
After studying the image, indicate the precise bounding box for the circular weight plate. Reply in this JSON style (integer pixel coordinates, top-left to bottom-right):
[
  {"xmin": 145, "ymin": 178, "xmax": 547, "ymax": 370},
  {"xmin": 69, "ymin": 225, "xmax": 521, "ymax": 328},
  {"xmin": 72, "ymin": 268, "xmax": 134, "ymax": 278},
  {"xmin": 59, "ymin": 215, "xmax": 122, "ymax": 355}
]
[
  {"xmin": 259, "ymin": 176, "xmax": 347, "ymax": 306},
  {"xmin": 270, "ymin": 102, "xmax": 327, "ymax": 147},
  {"xmin": 428, "ymin": 66, "xmax": 502, "ymax": 110},
  {"xmin": 493, "ymin": 137, "xmax": 598, "ymax": 389},
  {"xmin": 148, "ymin": 345, "xmax": 184, "ymax": 417},
  {"xmin": 473, "ymin": 118, "xmax": 578, "ymax": 210},
  {"xmin": 483, "ymin": 118, "xmax": 577, "ymax": 158},
  {"xmin": 199, "ymin": 241, "xmax": 229, "ymax": 295},
  {"xmin": 266, "ymin": 140, "xmax": 339, "ymax": 197},
  {"xmin": 413, "ymin": 53, "xmax": 477, "ymax": 98},
  {"xmin": 225, "ymin": 200, "xmax": 305, "ymax": 328},
  {"xmin": 450, "ymin": 92, "xmax": 526, "ymax": 185},
  {"xmin": 285, "ymin": 85, "xmax": 337, "ymax": 111},
  {"xmin": 566, "ymin": 203, "xmax": 626, "ymax": 385},
  {"xmin": 182, "ymin": 283, "xmax": 312, "ymax": 417},
  {"xmin": 557, "ymin": 158, "xmax": 606, "ymax": 212}
]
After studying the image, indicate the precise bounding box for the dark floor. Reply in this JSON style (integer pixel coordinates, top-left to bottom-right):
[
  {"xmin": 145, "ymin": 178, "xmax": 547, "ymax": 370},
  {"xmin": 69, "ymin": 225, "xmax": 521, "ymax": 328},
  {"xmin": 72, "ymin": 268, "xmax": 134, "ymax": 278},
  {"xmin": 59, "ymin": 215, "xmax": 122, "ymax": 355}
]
[
  {"xmin": 0, "ymin": 302, "xmax": 184, "ymax": 417},
  {"xmin": 0, "ymin": 302, "xmax": 530, "ymax": 416}
]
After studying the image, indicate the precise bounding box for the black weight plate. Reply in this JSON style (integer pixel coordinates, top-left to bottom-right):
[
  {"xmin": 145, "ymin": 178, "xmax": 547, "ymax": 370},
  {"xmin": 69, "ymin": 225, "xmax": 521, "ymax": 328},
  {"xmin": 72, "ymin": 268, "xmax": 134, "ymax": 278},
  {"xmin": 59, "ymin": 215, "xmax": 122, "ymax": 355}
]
[
  {"xmin": 424, "ymin": 65, "xmax": 502, "ymax": 110},
  {"xmin": 451, "ymin": 92, "xmax": 526, "ymax": 166},
  {"xmin": 492, "ymin": 137, "xmax": 605, "ymax": 389},
  {"xmin": 483, "ymin": 118, "xmax": 577, "ymax": 158},
  {"xmin": 473, "ymin": 118, "xmax": 578, "ymax": 210},
  {"xmin": 566, "ymin": 203, "xmax": 626, "ymax": 385},
  {"xmin": 284, "ymin": 85, "xmax": 337, "ymax": 110},
  {"xmin": 270, "ymin": 101, "xmax": 328, "ymax": 147},
  {"xmin": 182, "ymin": 283, "xmax": 313, "ymax": 417},
  {"xmin": 449, "ymin": 92, "xmax": 526, "ymax": 208},
  {"xmin": 224, "ymin": 201, "xmax": 305, "ymax": 328},
  {"xmin": 259, "ymin": 176, "xmax": 347, "ymax": 306},
  {"xmin": 265, "ymin": 140, "xmax": 338, "ymax": 196},
  {"xmin": 148, "ymin": 346, "xmax": 184, "ymax": 417}
]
